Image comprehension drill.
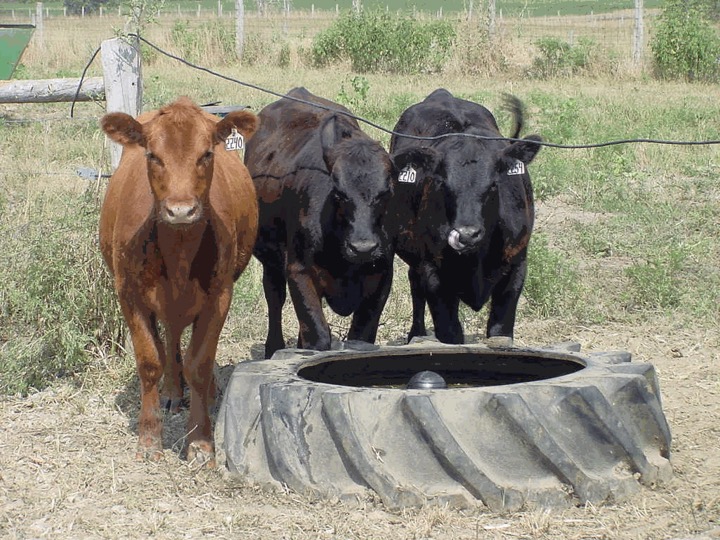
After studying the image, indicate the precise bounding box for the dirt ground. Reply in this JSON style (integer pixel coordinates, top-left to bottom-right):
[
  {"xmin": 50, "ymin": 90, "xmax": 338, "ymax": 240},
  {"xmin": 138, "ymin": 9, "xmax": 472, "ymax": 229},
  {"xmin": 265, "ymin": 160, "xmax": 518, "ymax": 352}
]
[{"xmin": 1, "ymin": 200, "xmax": 719, "ymax": 540}]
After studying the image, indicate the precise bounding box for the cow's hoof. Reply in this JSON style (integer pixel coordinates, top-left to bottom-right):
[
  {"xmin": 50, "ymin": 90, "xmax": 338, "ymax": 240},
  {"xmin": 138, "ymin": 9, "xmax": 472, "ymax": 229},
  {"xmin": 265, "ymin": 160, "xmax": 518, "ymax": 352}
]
[
  {"xmin": 187, "ymin": 441, "xmax": 216, "ymax": 468},
  {"xmin": 160, "ymin": 396, "xmax": 183, "ymax": 414},
  {"xmin": 486, "ymin": 335, "xmax": 513, "ymax": 348},
  {"xmin": 135, "ymin": 445, "xmax": 164, "ymax": 462}
]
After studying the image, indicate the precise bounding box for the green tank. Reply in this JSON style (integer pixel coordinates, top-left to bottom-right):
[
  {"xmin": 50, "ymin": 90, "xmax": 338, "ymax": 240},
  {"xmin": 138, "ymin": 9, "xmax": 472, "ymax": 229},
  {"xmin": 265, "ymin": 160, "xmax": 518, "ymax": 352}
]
[{"xmin": 0, "ymin": 24, "xmax": 35, "ymax": 79}]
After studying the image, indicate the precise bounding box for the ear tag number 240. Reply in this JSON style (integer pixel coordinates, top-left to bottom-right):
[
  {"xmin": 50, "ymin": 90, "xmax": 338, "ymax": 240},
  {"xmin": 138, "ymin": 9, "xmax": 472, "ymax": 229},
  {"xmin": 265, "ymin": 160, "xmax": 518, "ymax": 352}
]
[{"xmin": 225, "ymin": 128, "xmax": 245, "ymax": 152}]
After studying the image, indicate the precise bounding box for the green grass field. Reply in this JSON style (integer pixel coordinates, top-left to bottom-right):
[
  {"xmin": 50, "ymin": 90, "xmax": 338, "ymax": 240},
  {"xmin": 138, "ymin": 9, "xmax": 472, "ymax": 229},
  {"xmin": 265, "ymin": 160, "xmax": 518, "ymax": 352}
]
[{"xmin": 1, "ymin": 8, "xmax": 718, "ymax": 397}]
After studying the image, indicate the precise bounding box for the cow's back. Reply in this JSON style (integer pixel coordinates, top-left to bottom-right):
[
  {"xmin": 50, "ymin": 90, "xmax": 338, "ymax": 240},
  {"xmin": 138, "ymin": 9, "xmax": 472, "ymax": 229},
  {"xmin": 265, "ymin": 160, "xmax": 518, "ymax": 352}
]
[
  {"xmin": 391, "ymin": 88, "xmax": 499, "ymax": 154},
  {"xmin": 247, "ymin": 87, "xmax": 357, "ymax": 181}
]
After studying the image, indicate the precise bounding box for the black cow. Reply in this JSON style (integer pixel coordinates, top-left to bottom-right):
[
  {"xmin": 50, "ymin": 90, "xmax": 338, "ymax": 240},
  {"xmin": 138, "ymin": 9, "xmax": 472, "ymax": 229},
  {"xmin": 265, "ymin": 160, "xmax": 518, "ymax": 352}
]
[
  {"xmin": 389, "ymin": 88, "xmax": 541, "ymax": 346},
  {"xmin": 245, "ymin": 87, "xmax": 395, "ymax": 358}
]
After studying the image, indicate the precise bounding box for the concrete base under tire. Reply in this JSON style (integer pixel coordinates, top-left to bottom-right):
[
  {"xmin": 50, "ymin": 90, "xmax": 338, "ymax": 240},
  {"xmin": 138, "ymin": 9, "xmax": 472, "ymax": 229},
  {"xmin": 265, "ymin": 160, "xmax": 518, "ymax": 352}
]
[{"xmin": 215, "ymin": 339, "xmax": 672, "ymax": 511}]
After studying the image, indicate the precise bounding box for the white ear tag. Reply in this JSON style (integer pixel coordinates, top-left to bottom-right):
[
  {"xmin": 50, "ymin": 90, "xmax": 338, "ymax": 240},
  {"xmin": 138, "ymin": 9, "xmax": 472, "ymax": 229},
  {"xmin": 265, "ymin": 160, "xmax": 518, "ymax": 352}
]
[
  {"xmin": 507, "ymin": 160, "xmax": 525, "ymax": 176},
  {"xmin": 225, "ymin": 128, "xmax": 245, "ymax": 152},
  {"xmin": 398, "ymin": 165, "xmax": 417, "ymax": 184}
]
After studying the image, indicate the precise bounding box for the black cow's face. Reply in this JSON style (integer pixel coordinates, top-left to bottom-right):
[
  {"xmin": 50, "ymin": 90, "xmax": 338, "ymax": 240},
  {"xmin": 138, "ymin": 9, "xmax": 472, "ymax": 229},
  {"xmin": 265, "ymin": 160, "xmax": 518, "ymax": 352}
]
[
  {"xmin": 393, "ymin": 134, "xmax": 541, "ymax": 254},
  {"xmin": 321, "ymin": 117, "xmax": 394, "ymax": 263},
  {"xmin": 328, "ymin": 140, "xmax": 394, "ymax": 262}
]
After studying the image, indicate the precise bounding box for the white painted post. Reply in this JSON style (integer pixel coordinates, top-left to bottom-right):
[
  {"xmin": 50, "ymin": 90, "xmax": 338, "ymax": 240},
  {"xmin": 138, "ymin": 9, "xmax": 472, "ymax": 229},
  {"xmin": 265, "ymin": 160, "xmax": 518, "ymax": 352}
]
[
  {"xmin": 633, "ymin": 0, "xmax": 644, "ymax": 66},
  {"xmin": 35, "ymin": 3, "xmax": 44, "ymax": 49},
  {"xmin": 101, "ymin": 38, "xmax": 143, "ymax": 171},
  {"xmin": 235, "ymin": 0, "xmax": 244, "ymax": 59},
  {"xmin": 218, "ymin": 0, "xmax": 222, "ymax": 18},
  {"xmin": 197, "ymin": 4, "xmax": 201, "ymax": 17}
]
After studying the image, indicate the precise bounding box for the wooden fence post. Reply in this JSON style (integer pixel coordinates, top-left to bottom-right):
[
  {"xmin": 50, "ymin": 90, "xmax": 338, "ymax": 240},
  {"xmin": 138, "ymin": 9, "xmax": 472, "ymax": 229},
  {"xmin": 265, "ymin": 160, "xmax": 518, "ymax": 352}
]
[
  {"xmin": 235, "ymin": 0, "xmax": 244, "ymax": 60},
  {"xmin": 101, "ymin": 37, "xmax": 142, "ymax": 171},
  {"xmin": 633, "ymin": 0, "xmax": 644, "ymax": 66}
]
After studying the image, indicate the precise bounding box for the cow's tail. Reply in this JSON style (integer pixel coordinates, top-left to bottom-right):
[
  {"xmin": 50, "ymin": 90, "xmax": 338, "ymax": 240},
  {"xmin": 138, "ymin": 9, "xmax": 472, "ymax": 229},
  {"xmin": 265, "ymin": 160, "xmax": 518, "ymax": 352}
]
[{"xmin": 502, "ymin": 94, "xmax": 525, "ymax": 140}]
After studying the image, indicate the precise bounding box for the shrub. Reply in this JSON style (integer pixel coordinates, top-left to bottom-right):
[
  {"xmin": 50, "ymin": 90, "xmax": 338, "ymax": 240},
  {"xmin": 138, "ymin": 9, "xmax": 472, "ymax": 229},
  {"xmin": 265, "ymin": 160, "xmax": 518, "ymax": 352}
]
[
  {"xmin": 311, "ymin": 11, "xmax": 455, "ymax": 74},
  {"xmin": 530, "ymin": 36, "xmax": 596, "ymax": 78},
  {"xmin": 651, "ymin": 0, "xmax": 720, "ymax": 82},
  {"xmin": 0, "ymin": 190, "xmax": 123, "ymax": 395}
]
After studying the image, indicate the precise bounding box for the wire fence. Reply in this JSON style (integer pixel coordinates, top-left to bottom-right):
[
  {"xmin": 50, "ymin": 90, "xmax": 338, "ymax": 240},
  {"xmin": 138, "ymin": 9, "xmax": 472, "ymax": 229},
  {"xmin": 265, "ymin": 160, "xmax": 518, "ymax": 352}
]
[{"xmin": 2, "ymin": 5, "xmax": 659, "ymax": 62}]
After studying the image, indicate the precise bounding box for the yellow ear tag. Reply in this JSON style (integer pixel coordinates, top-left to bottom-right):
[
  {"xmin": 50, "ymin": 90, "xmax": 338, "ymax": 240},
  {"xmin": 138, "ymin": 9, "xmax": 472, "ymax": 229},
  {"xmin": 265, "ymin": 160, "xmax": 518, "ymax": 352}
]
[{"xmin": 225, "ymin": 128, "xmax": 245, "ymax": 152}]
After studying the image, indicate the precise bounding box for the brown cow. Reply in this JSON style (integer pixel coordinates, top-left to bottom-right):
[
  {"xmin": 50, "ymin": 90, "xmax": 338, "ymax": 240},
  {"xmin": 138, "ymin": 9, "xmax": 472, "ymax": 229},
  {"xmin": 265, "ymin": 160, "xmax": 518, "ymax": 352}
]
[{"xmin": 99, "ymin": 97, "xmax": 259, "ymax": 466}]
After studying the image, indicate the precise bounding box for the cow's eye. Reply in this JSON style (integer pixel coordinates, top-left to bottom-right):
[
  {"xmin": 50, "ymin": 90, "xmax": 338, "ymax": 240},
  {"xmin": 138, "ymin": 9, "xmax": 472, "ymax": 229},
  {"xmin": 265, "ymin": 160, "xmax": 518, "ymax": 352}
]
[
  {"xmin": 146, "ymin": 152, "xmax": 162, "ymax": 166},
  {"xmin": 333, "ymin": 190, "xmax": 349, "ymax": 204},
  {"xmin": 198, "ymin": 150, "xmax": 214, "ymax": 166}
]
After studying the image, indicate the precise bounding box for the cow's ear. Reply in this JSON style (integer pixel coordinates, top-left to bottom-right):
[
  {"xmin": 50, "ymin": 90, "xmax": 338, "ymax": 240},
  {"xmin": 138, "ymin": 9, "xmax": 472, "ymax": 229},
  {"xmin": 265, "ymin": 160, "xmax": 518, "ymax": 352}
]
[
  {"xmin": 497, "ymin": 134, "xmax": 542, "ymax": 172},
  {"xmin": 216, "ymin": 110, "xmax": 259, "ymax": 144},
  {"xmin": 101, "ymin": 113, "xmax": 145, "ymax": 147},
  {"xmin": 392, "ymin": 147, "xmax": 440, "ymax": 174},
  {"xmin": 320, "ymin": 115, "xmax": 354, "ymax": 171}
]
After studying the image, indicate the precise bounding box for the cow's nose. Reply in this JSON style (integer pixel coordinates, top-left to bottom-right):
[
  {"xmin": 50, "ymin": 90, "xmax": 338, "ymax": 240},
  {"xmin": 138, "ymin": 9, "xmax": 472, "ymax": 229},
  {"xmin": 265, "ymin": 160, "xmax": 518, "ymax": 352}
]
[
  {"xmin": 349, "ymin": 239, "xmax": 379, "ymax": 255},
  {"xmin": 456, "ymin": 226, "xmax": 483, "ymax": 246},
  {"xmin": 163, "ymin": 201, "xmax": 201, "ymax": 225}
]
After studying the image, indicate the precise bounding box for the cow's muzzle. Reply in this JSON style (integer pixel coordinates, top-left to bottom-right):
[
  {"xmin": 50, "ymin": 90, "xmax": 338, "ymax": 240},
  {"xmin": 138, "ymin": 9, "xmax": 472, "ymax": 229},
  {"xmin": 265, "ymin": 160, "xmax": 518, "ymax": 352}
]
[
  {"xmin": 448, "ymin": 226, "xmax": 483, "ymax": 252},
  {"xmin": 161, "ymin": 199, "xmax": 203, "ymax": 226}
]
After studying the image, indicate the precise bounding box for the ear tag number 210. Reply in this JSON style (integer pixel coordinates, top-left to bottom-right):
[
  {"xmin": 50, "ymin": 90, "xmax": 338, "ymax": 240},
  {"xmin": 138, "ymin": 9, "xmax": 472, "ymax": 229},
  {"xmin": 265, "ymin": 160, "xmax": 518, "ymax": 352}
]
[
  {"xmin": 225, "ymin": 128, "xmax": 245, "ymax": 152},
  {"xmin": 398, "ymin": 165, "xmax": 417, "ymax": 184}
]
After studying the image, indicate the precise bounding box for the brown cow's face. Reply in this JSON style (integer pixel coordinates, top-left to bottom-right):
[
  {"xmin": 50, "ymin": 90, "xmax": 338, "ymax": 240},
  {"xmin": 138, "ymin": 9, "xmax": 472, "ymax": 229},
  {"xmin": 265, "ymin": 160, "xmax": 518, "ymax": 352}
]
[
  {"xmin": 143, "ymin": 127, "xmax": 215, "ymax": 228},
  {"xmin": 101, "ymin": 100, "xmax": 259, "ymax": 229}
]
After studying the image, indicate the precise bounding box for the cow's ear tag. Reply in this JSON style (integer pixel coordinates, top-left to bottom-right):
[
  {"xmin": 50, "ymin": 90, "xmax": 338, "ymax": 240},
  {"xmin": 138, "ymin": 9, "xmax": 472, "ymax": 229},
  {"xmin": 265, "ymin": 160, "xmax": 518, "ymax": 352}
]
[
  {"xmin": 225, "ymin": 128, "xmax": 245, "ymax": 152},
  {"xmin": 398, "ymin": 165, "xmax": 417, "ymax": 184},
  {"xmin": 507, "ymin": 160, "xmax": 525, "ymax": 176}
]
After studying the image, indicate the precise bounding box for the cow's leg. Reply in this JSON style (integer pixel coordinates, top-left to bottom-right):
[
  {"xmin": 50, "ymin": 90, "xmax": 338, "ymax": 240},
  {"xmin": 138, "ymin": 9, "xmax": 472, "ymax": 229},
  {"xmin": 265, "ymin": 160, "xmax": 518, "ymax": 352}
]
[
  {"xmin": 122, "ymin": 303, "xmax": 165, "ymax": 461},
  {"xmin": 287, "ymin": 260, "xmax": 331, "ymax": 350},
  {"xmin": 183, "ymin": 286, "xmax": 232, "ymax": 467},
  {"xmin": 262, "ymin": 259, "xmax": 287, "ymax": 357},
  {"xmin": 426, "ymin": 290, "xmax": 464, "ymax": 344},
  {"xmin": 160, "ymin": 322, "xmax": 184, "ymax": 414},
  {"xmin": 407, "ymin": 265, "xmax": 428, "ymax": 341},
  {"xmin": 486, "ymin": 260, "xmax": 527, "ymax": 348},
  {"xmin": 348, "ymin": 269, "xmax": 393, "ymax": 343}
]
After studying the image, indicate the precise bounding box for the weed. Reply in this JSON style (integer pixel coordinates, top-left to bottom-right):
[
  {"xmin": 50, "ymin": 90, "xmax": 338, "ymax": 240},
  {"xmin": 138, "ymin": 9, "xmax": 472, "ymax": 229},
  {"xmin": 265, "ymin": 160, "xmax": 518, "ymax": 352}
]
[
  {"xmin": 0, "ymin": 190, "xmax": 123, "ymax": 395},
  {"xmin": 529, "ymin": 36, "xmax": 597, "ymax": 78},
  {"xmin": 523, "ymin": 233, "xmax": 581, "ymax": 318},
  {"xmin": 624, "ymin": 247, "xmax": 686, "ymax": 311}
]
